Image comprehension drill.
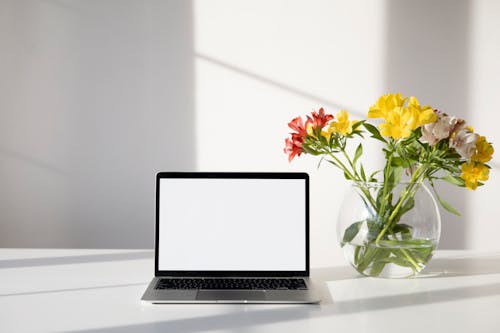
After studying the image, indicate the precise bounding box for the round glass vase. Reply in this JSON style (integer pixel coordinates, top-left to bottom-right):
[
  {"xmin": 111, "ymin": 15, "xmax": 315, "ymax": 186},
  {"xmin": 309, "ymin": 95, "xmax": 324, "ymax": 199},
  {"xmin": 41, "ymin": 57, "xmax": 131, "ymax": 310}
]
[{"xmin": 337, "ymin": 181, "xmax": 441, "ymax": 278}]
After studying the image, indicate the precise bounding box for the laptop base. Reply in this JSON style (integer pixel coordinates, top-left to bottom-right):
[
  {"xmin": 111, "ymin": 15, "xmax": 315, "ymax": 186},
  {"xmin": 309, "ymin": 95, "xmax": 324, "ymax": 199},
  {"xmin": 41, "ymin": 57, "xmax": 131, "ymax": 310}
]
[{"xmin": 141, "ymin": 277, "xmax": 320, "ymax": 304}]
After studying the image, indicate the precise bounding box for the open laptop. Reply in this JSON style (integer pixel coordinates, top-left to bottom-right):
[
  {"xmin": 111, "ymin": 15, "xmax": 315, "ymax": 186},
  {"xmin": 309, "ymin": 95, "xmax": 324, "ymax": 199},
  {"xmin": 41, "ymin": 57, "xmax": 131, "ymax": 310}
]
[{"xmin": 141, "ymin": 172, "xmax": 320, "ymax": 303}]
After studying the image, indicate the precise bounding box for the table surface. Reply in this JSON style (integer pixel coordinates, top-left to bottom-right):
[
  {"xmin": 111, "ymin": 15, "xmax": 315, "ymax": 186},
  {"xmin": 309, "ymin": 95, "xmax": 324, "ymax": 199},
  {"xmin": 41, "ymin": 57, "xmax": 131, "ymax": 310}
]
[{"xmin": 1, "ymin": 249, "xmax": 500, "ymax": 333}]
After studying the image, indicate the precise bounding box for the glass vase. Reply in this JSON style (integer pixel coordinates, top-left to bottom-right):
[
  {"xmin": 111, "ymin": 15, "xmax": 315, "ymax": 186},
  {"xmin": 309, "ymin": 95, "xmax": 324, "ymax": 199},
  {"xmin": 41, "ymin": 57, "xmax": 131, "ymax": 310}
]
[{"xmin": 337, "ymin": 181, "xmax": 441, "ymax": 278}]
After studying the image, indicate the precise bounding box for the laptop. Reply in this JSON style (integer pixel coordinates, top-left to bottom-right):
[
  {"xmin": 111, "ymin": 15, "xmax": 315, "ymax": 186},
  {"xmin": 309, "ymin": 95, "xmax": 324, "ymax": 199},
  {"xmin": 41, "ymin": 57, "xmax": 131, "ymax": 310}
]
[{"xmin": 141, "ymin": 172, "xmax": 320, "ymax": 303}]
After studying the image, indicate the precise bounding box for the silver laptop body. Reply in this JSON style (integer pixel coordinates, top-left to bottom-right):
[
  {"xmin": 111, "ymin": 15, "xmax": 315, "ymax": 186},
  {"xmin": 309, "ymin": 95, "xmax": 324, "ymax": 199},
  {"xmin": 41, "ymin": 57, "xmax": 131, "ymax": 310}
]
[{"xmin": 141, "ymin": 172, "xmax": 320, "ymax": 304}]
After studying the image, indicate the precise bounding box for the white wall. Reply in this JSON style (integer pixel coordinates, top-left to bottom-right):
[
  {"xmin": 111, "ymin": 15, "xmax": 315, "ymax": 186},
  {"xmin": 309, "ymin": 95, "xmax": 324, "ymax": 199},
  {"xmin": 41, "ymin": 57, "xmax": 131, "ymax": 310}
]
[
  {"xmin": 194, "ymin": 0, "xmax": 500, "ymax": 266},
  {"xmin": 194, "ymin": 0, "xmax": 385, "ymax": 267},
  {"xmin": 468, "ymin": 0, "xmax": 500, "ymax": 250},
  {"xmin": 383, "ymin": 0, "xmax": 472, "ymax": 249},
  {"xmin": 1, "ymin": 0, "xmax": 499, "ymax": 267},
  {"xmin": 0, "ymin": 0, "xmax": 195, "ymax": 247}
]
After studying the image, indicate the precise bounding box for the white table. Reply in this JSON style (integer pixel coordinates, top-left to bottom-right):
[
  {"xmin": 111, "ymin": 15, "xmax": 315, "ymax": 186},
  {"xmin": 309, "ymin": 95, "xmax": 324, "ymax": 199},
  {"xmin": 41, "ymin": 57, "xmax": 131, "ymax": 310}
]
[{"xmin": 1, "ymin": 249, "xmax": 500, "ymax": 332}]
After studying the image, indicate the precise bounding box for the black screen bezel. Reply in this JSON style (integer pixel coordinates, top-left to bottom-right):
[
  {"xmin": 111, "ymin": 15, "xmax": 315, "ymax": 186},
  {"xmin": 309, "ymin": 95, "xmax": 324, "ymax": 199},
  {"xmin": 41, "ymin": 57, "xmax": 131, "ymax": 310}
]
[{"xmin": 154, "ymin": 172, "xmax": 310, "ymax": 277}]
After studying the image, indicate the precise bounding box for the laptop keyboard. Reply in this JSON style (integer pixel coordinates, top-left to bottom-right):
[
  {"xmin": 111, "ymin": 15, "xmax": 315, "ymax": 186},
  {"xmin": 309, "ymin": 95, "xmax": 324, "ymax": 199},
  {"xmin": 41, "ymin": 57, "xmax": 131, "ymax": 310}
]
[{"xmin": 155, "ymin": 278, "xmax": 307, "ymax": 290}]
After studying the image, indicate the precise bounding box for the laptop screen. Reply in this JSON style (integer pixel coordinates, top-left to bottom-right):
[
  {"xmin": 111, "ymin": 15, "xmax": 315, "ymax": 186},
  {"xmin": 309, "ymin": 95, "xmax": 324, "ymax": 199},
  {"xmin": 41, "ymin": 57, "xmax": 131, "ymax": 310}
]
[{"xmin": 156, "ymin": 173, "xmax": 308, "ymax": 275}]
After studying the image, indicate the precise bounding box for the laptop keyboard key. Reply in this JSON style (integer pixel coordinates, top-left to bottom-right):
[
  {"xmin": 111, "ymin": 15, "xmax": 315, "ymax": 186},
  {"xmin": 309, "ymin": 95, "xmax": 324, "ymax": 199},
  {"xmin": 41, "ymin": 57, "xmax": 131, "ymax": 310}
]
[{"xmin": 155, "ymin": 278, "xmax": 307, "ymax": 290}]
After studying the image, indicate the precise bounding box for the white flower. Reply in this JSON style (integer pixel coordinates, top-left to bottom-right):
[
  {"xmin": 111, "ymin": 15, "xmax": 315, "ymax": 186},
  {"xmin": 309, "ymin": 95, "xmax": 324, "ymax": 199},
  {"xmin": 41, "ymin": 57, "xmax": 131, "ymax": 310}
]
[
  {"xmin": 422, "ymin": 113, "xmax": 464, "ymax": 146},
  {"xmin": 450, "ymin": 127, "xmax": 479, "ymax": 160}
]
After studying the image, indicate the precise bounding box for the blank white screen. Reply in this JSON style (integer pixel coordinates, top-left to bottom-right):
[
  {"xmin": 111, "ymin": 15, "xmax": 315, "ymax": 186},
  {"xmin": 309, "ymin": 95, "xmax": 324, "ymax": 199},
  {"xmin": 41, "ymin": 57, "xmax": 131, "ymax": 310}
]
[{"xmin": 158, "ymin": 178, "xmax": 306, "ymax": 271}]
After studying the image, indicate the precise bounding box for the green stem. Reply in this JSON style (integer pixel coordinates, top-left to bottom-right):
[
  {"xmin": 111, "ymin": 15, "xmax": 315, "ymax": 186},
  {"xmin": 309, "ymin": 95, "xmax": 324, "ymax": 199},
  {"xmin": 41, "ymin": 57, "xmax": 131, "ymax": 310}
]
[
  {"xmin": 375, "ymin": 164, "xmax": 428, "ymax": 244},
  {"xmin": 327, "ymin": 151, "xmax": 377, "ymax": 209},
  {"xmin": 387, "ymin": 231, "xmax": 422, "ymax": 273},
  {"xmin": 378, "ymin": 153, "xmax": 393, "ymax": 217},
  {"xmin": 341, "ymin": 149, "xmax": 357, "ymax": 176},
  {"xmin": 400, "ymin": 249, "xmax": 420, "ymax": 273},
  {"xmin": 326, "ymin": 151, "xmax": 354, "ymax": 179},
  {"xmin": 329, "ymin": 142, "xmax": 426, "ymax": 275},
  {"xmin": 356, "ymin": 246, "xmax": 380, "ymax": 273}
]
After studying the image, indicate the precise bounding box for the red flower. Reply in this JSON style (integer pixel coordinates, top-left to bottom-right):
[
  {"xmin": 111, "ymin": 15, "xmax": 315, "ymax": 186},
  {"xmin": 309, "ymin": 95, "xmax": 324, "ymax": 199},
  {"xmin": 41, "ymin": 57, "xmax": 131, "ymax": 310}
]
[
  {"xmin": 284, "ymin": 134, "xmax": 303, "ymax": 162},
  {"xmin": 285, "ymin": 116, "xmax": 309, "ymax": 162},
  {"xmin": 284, "ymin": 108, "xmax": 333, "ymax": 162},
  {"xmin": 287, "ymin": 116, "xmax": 308, "ymax": 137},
  {"xmin": 307, "ymin": 107, "xmax": 334, "ymax": 130}
]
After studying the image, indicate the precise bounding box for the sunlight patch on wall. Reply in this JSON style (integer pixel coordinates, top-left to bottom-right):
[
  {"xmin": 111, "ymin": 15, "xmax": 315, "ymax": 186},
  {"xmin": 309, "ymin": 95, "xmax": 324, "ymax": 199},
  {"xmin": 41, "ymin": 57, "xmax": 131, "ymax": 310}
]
[{"xmin": 193, "ymin": 0, "xmax": 386, "ymax": 266}]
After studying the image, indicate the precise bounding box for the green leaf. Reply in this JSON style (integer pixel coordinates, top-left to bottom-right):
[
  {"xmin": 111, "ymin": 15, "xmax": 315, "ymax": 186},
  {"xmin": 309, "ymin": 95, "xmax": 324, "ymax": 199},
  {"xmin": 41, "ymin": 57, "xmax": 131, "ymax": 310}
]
[
  {"xmin": 318, "ymin": 133, "xmax": 328, "ymax": 146},
  {"xmin": 410, "ymin": 246, "xmax": 435, "ymax": 263},
  {"xmin": 359, "ymin": 195, "xmax": 376, "ymax": 217},
  {"xmin": 360, "ymin": 164, "xmax": 367, "ymax": 182},
  {"xmin": 363, "ymin": 122, "xmax": 386, "ymax": 143},
  {"xmin": 370, "ymin": 249, "xmax": 392, "ymax": 276},
  {"xmin": 377, "ymin": 238, "xmax": 434, "ymax": 248},
  {"xmin": 367, "ymin": 218, "xmax": 383, "ymax": 241},
  {"xmin": 387, "ymin": 166, "xmax": 403, "ymax": 186},
  {"xmin": 353, "ymin": 131, "xmax": 364, "ymax": 139},
  {"xmin": 376, "ymin": 184, "xmax": 392, "ymax": 209},
  {"xmin": 431, "ymin": 185, "xmax": 461, "ymax": 216},
  {"xmin": 316, "ymin": 156, "xmax": 325, "ymax": 169},
  {"xmin": 353, "ymin": 245, "xmax": 361, "ymax": 265},
  {"xmin": 392, "ymin": 197, "xmax": 415, "ymax": 224},
  {"xmin": 326, "ymin": 159, "xmax": 341, "ymax": 169},
  {"xmin": 352, "ymin": 120, "xmax": 364, "ymax": 131},
  {"xmin": 368, "ymin": 170, "xmax": 380, "ymax": 182},
  {"xmin": 355, "ymin": 246, "xmax": 379, "ymax": 273},
  {"xmin": 301, "ymin": 144, "xmax": 320, "ymax": 155},
  {"xmin": 390, "ymin": 157, "xmax": 405, "ymax": 167},
  {"xmin": 342, "ymin": 221, "xmax": 363, "ymax": 244},
  {"xmin": 392, "ymin": 223, "xmax": 413, "ymax": 240},
  {"xmin": 353, "ymin": 143, "xmax": 363, "ymax": 166},
  {"xmin": 442, "ymin": 175, "xmax": 465, "ymax": 187}
]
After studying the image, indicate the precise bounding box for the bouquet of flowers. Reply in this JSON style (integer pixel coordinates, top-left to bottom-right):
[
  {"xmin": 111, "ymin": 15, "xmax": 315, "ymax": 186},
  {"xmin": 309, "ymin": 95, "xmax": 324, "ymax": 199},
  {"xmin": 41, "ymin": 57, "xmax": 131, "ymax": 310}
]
[{"xmin": 284, "ymin": 93, "xmax": 494, "ymax": 276}]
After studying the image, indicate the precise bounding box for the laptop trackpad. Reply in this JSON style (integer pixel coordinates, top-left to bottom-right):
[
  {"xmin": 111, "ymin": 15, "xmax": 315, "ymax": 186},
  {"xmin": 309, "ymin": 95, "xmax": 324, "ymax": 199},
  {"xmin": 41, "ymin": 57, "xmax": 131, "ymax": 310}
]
[{"xmin": 196, "ymin": 290, "xmax": 266, "ymax": 301}]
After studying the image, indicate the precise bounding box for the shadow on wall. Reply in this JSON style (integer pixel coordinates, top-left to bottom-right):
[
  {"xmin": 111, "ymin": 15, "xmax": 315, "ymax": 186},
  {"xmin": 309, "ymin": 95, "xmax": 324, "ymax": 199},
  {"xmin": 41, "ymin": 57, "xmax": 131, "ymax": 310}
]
[
  {"xmin": 384, "ymin": 0, "xmax": 471, "ymax": 248},
  {"xmin": 0, "ymin": 0, "xmax": 195, "ymax": 248},
  {"xmin": 195, "ymin": 52, "xmax": 365, "ymax": 118}
]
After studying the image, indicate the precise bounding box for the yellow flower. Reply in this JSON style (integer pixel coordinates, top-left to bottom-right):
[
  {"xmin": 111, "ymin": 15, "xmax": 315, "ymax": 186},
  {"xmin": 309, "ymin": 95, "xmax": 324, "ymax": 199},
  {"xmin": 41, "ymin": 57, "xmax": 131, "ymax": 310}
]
[
  {"xmin": 378, "ymin": 106, "xmax": 414, "ymax": 139},
  {"xmin": 328, "ymin": 110, "xmax": 357, "ymax": 136},
  {"xmin": 371, "ymin": 95, "xmax": 437, "ymax": 140},
  {"xmin": 321, "ymin": 130, "xmax": 332, "ymax": 141},
  {"xmin": 407, "ymin": 96, "xmax": 437, "ymax": 128},
  {"xmin": 472, "ymin": 136, "xmax": 494, "ymax": 163},
  {"xmin": 368, "ymin": 93, "xmax": 406, "ymax": 120},
  {"xmin": 461, "ymin": 161, "xmax": 489, "ymax": 190},
  {"xmin": 306, "ymin": 123, "xmax": 314, "ymax": 136}
]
